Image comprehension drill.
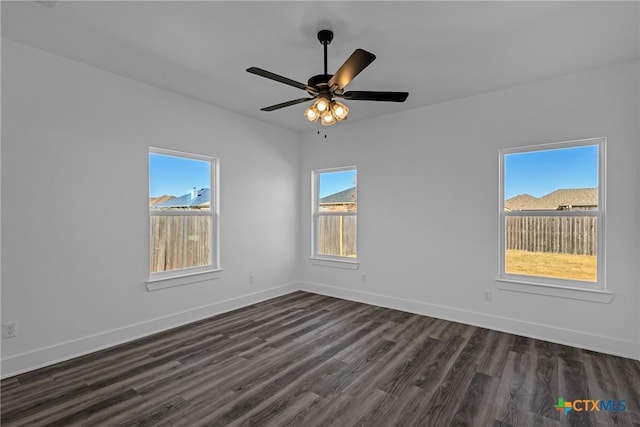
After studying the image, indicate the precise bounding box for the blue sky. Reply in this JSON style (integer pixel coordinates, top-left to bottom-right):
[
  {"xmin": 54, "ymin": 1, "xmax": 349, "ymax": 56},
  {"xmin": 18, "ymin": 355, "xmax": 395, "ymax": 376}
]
[
  {"xmin": 150, "ymin": 153, "xmax": 355, "ymax": 199},
  {"xmin": 504, "ymin": 145, "xmax": 598, "ymax": 199},
  {"xmin": 151, "ymin": 146, "xmax": 594, "ymax": 201},
  {"xmin": 319, "ymin": 169, "xmax": 357, "ymax": 198},
  {"xmin": 149, "ymin": 153, "xmax": 210, "ymax": 197}
]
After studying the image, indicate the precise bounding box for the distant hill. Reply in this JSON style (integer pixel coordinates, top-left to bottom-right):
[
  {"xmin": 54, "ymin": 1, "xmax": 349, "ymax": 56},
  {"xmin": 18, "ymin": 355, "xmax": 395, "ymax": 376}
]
[{"xmin": 149, "ymin": 195, "xmax": 175, "ymax": 207}]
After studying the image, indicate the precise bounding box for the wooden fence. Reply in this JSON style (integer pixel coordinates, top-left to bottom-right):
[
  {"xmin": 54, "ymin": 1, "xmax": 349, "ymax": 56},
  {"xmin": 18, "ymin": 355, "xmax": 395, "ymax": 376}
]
[
  {"xmin": 150, "ymin": 216, "xmax": 210, "ymax": 272},
  {"xmin": 318, "ymin": 215, "xmax": 357, "ymax": 257},
  {"xmin": 150, "ymin": 214, "xmax": 593, "ymax": 271},
  {"xmin": 506, "ymin": 216, "xmax": 596, "ymax": 256}
]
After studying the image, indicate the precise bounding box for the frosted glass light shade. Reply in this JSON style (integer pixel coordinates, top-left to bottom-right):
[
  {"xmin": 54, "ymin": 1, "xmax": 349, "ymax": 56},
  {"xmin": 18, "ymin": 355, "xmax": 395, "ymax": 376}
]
[
  {"xmin": 304, "ymin": 106, "xmax": 319, "ymax": 122},
  {"xmin": 331, "ymin": 101, "xmax": 349, "ymax": 121},
  {"xmin": 321, "ymin": 111, "xmax": 336, "ymax": 126},
  {"xmin": 314, "ymin": 97, "xmax": 330, "ymax": 113}
]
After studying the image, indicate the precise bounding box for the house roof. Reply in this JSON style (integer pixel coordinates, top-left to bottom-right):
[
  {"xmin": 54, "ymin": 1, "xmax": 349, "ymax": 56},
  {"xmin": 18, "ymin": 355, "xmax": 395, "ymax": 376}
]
[
  {"xmin": 504, "ymin": 193, "xmax": 540, "ymax": 211},
  {"xmin": 320, "ymin": 187, "xmax": 357, "ymax": 205},
  {"xmin": 153, "ymin": 188, "xmax": 210, "ymax": 208},
  {"xmin": 505, "ymin": 188, "xmax": 597, "ymax": 211},
  {"xmin": 149, "ymin": 195, "xmax": 175, "ymax": 207}
]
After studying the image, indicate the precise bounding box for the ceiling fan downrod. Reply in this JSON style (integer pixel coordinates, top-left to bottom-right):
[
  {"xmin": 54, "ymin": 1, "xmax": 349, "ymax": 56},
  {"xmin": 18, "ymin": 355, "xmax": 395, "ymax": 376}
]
[{"xmin": 317, "ymin": 29, "xmax": 333, "ymax": 76}]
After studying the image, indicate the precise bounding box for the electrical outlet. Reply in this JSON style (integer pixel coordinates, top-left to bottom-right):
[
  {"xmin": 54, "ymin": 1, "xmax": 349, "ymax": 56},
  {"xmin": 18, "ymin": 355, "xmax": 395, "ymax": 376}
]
[
  {"xmin": 249, "ymin": 274, "xmax": 255, "ymax": 284},
  {"xmin": 361, "ymin": 274, "xmax": 367, "ymax": 283},
  {"xmin": 3, "ymin": 322, "xmax": 17, "ymax": 339},
  {"xmin": 483, "ymin": 290, "xmax": 492, "ymax": 302}
]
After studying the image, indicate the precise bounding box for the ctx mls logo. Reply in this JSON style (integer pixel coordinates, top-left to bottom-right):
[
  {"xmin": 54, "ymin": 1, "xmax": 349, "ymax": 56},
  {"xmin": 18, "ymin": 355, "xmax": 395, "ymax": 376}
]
[{"xmin": 554, "ymin": 398, "xmax": 626, "ymax": 416}]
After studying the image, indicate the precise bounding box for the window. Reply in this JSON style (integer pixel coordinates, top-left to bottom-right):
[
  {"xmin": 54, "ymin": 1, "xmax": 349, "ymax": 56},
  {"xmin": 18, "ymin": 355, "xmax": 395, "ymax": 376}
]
[
  {"xmin": 499, "ymin": 138, "xmax": 605, "ymax": 291},
  {"xmin": 149, "ymin": 148, "xmax": 219, "ymax": 281},
  {"xmin": 312, "ymin": 167, "xmax": 357, "ymax": 261}
]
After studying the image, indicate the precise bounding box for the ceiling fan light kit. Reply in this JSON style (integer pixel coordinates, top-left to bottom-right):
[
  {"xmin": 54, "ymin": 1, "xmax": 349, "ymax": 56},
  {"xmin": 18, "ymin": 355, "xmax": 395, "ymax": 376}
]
[
  {"xmin": 304, "ymin": 97, "xmax": 349, "ymax": 125},
  {"xmin": 247, "ymin": 29, "xmax": 408, "ymax": 127}
]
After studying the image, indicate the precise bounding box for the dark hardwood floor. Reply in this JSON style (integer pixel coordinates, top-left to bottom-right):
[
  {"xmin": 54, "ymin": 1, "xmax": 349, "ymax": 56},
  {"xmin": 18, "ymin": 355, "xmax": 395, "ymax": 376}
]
[{"xmin": 1, "ymin": 291, "xmax": 639, "ymax": 426}]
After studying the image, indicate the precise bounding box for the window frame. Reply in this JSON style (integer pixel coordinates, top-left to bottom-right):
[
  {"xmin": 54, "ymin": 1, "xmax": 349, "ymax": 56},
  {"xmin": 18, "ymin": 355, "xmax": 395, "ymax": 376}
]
[
  {"xmin": 311, "ymin": 165, "xmax": 358, "ymax": 265},
  {"xmin": 498, "ymin": 137, "xmax": 606, "ymax": 293},
  {"xmin": 148, "ymin": 147, "xmax": 221, "ymax": 284}
]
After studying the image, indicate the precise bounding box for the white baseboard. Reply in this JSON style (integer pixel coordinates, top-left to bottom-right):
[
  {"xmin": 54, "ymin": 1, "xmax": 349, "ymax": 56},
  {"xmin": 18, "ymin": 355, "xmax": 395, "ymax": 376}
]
[
  {"xmin": 1, "ymin": 282, "xmax": 299, "ymax": 379},
  {"xmin": 3, "ymin": 280, "xmax": 637, "ymax": 379},
  {"xmin": 298, "ymin": 281, "xmax": 639, "ymax": 361}
]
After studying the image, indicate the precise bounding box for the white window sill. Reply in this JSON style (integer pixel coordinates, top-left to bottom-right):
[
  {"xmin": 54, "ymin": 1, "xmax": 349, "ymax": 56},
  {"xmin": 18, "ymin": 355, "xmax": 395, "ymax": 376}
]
[
  {"xmin": 146, "ymin": 268, "xmax": 223, "ymax": 291},
  {"xmin": 496, "ymin": 278, "xmax": 612, "ymax": 303},
  {"xmin": 310, "ymin": 257, "xmax": 359, "ymax": 270}
]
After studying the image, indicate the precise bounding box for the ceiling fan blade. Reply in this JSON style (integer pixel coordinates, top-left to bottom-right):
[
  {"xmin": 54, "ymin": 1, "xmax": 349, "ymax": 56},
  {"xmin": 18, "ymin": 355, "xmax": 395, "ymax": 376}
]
[
  {"xmin": 328, "ymin": 49, "xmax": 376, "ymax": 91},
  {"xmin": 260, "ymin": 97, "xmax": 315, "ymax": 111},
  {"xmin": 340, "ymin": 91, "xmax": 409, "ymax": 102},
  {"xmin": 247, "ymin": 67, "xmax": 308, "ymax": 91}
]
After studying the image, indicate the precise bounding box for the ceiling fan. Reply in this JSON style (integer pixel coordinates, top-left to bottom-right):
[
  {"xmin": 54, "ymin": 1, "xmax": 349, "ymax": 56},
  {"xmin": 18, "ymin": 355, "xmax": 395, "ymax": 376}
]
[{"xmin": 247, "ymin": 29, "xmax": 409, "ymax": 126}]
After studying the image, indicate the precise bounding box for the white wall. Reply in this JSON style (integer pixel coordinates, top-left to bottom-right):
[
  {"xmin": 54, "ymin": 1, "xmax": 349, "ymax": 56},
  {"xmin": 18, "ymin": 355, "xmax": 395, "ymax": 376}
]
[
  {"xmin": 1, "ymin": 39, "xmax": 300, "ymax": 377},
  {"xmin": 2, "ymin": 40, "xmax": 638, "ymax": 379},
  {"xmin": 298, "ymin": 60, "xmax": 640, "ymax": 359}
]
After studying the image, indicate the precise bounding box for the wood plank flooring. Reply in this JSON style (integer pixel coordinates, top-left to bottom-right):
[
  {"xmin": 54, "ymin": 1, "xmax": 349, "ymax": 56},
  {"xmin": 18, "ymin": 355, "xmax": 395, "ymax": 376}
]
[{"xmin": 1, "ymin": 291, "xmax": 639, "ymax": 426}]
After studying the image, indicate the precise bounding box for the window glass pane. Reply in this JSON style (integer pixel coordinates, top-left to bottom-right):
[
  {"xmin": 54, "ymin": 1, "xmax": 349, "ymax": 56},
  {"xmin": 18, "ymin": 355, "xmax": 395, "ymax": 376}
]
[
  {"xmin": 317, "ymin": 215, "xmax": 357, "ymax": 257},
  {"xmin": 149, "ymin": 153, "xmax": 211, "ymax": 211},
  {"xmin": 504, "ymin": 145, "xmax": 598, "ymax": 209},
  {"xmin": 149, "ymin": 151, "xmax": 214, "ymax": 275},
  {"xmin": 505, "ymin": 215, "xmax": 597, "ymax": 282},
  {"xmin": 150, "ymin": 215, "xmax": 211, "ymax": 273},
  {"xmin": 318, "ymin": 170, "xmax": 357, "ymax": 213}
]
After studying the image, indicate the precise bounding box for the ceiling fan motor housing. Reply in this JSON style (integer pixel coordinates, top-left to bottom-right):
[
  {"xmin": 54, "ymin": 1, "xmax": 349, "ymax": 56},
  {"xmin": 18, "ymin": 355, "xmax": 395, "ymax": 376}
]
[{"xmin": 307, "ymin": 74, "xmax": 333, "ymax": 92}]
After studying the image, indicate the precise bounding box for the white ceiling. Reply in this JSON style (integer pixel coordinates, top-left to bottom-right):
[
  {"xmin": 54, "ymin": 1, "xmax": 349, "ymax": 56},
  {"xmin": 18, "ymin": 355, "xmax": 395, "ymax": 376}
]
[{"xmin": 2, "ymin": 1, "xmax": 638, "ymax": 133}]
